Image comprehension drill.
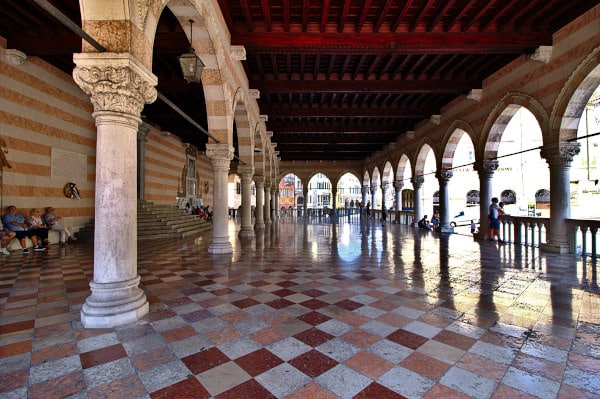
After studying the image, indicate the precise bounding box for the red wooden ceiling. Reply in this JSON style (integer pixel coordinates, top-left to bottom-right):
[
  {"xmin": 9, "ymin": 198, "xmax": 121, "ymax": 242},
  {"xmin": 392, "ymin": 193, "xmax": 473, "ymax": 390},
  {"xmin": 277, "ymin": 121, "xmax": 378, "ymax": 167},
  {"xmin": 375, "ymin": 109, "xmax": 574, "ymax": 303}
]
[{"xmin": 1, "ymin": 0, "xmax": 598, "ymax": 161}]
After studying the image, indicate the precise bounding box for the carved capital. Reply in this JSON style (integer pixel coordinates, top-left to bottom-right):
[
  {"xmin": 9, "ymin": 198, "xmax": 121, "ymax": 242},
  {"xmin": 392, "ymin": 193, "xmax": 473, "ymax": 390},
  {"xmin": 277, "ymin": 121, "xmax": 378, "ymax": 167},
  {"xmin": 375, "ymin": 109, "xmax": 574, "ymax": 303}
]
[
  {"xmin": 540, "ymin": 142, "xmax": 581, "ymax": 166},
  {"xmin": 264, "ymin": 181, "xmax": 272, "ymax": 190},
  {"xmin": 436, "ymin": 169, "xmax": 453, "ymax": 182},
  {"xmin": 73, "ymin": 53, "xmax": 157, "ymax": 116},
  {"xmin": 248, "ymin": 89, "xmax": 260, "ymax": 99},
  {"xmin": 394, "ymin": 181, "xmax": 404, "ymax": 191},
  {"xmin": 411, "ymin": 176, "xmax": 425, "ymax": 188},
  {"xmin": 237, "ymin": 164, "xmax": 254, "ymax": 180},
  {"xmin": 475, "ymin": 159, "xmax": 499, "ymax": 177},
  {"xmin": 205, "ymin": 144, "xmax": 234, "ymax": 170},
  {"xmin": 254, "ymin": 175, "xmax": 265, "ymax": 186},
  {"xmin": 5, "ymin": 49, "xmax": 27, "ymax": 65}
]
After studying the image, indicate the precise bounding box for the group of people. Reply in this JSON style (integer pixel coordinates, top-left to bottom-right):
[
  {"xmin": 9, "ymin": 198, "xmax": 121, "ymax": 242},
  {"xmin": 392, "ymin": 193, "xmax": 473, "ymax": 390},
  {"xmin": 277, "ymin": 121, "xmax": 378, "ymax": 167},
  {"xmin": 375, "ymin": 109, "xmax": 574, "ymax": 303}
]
[
  {"xmin": 185, "ymin": 203, "xmax": 212, "ymax": 221},
  {"xmin": 418, "ymin": 211, "xmax": 440, "ymax": 232},
  {"xmin": 1, "ymin": 206, "xmax": 76, "ymax": 255}
]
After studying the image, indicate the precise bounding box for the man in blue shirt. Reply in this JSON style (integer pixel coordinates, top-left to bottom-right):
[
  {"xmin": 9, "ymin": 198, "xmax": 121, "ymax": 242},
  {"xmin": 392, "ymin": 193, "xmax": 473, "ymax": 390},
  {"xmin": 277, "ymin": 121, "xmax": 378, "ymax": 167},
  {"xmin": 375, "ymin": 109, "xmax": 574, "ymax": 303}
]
[{"xmin": 4, "ymin": 205, "xmax": 45, "ymax": 254}]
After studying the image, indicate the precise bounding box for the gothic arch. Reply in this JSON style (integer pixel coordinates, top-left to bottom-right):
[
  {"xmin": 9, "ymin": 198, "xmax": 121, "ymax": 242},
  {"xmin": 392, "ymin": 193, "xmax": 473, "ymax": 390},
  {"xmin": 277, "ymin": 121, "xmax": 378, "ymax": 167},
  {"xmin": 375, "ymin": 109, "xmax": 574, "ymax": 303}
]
[
  {"xmin": 441, "ymin": 120, "xmax": 476, "ymax": 170},
  {"xmin": 550, "ymin": 46, "xmax": 600, "ymax": 142},
  {"xmin": 480, "ymin": 92, "xmax": 549, "ymax": 160}
]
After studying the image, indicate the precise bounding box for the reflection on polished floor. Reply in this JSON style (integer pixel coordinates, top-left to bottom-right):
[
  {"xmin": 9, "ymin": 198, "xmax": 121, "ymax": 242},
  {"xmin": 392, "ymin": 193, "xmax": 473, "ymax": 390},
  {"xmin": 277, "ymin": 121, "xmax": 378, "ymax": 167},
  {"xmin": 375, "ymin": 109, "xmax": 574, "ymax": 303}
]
[{"xmin": 1, "ymin": 218, "xmax": 599, "ymax": 399}]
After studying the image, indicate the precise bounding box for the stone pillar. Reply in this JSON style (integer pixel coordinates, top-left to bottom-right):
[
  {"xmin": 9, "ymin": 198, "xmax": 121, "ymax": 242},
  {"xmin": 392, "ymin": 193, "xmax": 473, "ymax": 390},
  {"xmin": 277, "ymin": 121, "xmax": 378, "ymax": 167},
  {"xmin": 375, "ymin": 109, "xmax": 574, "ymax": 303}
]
[
  {"xmin": 437, "ymin": 169, "xmax": 454, "ymax": 233},
  {"xmin": 475, "ymin": 159, "xmax": 499, "ymax": 239},
  {"xmin": 255, "ymin": 176, "xmax": 265, "ymax": 228},
  {"xmin": 264, "ymin": 181, "xmax": 272, "ymax": 224},
  {"xmin": 382, "ymin": 183, "xmax": 389, "ymax": 209},
  {"xmin": 137, "ymin": 123, "xmax": 151, "ymax": 200},
  {"xmin": 394, "ymin": 181, "xmax": 403, "ymax": 223},
  {"xmin": 272, "ymin": 186, "xmax": 279, "ymax": 220},
  {"xmin": 205, "ymin": 144, "xmax": 235, "ymax": 254},
  {"xmin": 331, "ymin": 186, "xmax": 338, "ymax": 216},
  {"xmin": 302, "ymin": 185, "xmax": 308, "ymax": 217},
  {"xmin": 540, "ymin": 142, "xmax": 580, "ymax": 253},
  {"xmin": 237, "ymin": 164, "xmax": 255, "ymax": 238},
  {"xmin": 361, "ymin": 186, "xmax": 368, "ymax": 207},
  {"xmin": 371, "ymin": 184, "xmax": 377, "ymax": 210},
  {"xmin": 412, "ymin": 176, "xmax": 425, "ymax": 224},
  {"xmin": 73, "ymin": 53, "xmax": 157, "ymax": 328}
]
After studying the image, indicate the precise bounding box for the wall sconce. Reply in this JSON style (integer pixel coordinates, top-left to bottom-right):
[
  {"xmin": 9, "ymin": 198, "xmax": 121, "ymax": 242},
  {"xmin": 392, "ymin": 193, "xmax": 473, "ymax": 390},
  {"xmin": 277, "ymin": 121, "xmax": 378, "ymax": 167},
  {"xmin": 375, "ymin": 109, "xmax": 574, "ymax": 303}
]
[{"xmin": 178, "ymin": 19, "xmax": 205, "ymax": 83}]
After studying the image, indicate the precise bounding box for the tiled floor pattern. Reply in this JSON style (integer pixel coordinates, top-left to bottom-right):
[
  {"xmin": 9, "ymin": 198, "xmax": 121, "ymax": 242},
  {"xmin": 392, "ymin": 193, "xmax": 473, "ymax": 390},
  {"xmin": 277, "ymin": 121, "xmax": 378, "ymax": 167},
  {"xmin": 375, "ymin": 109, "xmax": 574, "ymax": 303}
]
[{"xmin": 1, "ymin": 220, "xmax": 599, "ymax": 399}]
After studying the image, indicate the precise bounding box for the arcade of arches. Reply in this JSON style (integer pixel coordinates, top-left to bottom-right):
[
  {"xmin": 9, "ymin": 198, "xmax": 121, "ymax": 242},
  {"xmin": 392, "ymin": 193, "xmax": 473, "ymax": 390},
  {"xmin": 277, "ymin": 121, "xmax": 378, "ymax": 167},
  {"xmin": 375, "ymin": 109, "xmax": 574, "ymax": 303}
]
[{"xmin": 1, "ymin": 0, "xmax": 599, "ymax": 352}]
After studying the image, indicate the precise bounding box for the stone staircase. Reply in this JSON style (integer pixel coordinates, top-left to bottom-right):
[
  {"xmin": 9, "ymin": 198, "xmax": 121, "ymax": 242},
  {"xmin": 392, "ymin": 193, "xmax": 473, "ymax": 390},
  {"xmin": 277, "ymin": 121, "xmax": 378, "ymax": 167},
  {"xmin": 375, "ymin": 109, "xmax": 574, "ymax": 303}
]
[{"xmin": 74, "ymin": 200, "xmax": 212, "ymax": 241}]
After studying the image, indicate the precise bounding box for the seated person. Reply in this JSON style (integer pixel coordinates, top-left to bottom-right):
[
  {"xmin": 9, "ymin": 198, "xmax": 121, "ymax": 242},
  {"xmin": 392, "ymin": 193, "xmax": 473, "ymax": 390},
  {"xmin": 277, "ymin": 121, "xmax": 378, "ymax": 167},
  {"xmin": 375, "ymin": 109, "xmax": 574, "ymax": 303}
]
[
  {"xmin": 4, "ymin": 205, "xmax": 45, "ymax": 253},
  {"xmin": 0, "ymin": 219, "xmax": 16, "ymax": 255},
  {"xmin": 430, "ymin": 212, "xmax": 440, "ymax": 231},
  {"xmin": 44, "ymin": 207, "xmax": 76, "ymax": 246},
  {"xmin": 417, "ymin": 215, "xmax": 432, "ymax": 230},
  {"xmin": 28, "ymin": 209, "xmax": 49, "ymax": 248}
]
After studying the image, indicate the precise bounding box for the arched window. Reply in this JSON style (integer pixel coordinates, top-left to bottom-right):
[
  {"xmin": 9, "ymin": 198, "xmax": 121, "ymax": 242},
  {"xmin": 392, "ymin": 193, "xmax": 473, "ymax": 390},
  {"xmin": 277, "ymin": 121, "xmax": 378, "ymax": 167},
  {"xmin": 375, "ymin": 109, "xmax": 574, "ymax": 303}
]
[
  {"xmin": 535, "ymin": 189, "xmax": 550, "ymax": 203},
  {"xmin": 466, "ymin": 190, "xmax": 480, "ymax": 204},
  {"xmin": 501, "ymin": 189, "xmax": 517, "ymax": 204}
]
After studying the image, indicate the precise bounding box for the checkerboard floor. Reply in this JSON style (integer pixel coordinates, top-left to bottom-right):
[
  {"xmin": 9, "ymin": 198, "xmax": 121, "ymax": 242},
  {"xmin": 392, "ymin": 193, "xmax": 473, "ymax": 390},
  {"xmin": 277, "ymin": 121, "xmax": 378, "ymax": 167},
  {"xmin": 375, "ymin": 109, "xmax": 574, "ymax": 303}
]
[{"xmin": 1, "ymin": 219, "xmax": 599, "ymax": 399}]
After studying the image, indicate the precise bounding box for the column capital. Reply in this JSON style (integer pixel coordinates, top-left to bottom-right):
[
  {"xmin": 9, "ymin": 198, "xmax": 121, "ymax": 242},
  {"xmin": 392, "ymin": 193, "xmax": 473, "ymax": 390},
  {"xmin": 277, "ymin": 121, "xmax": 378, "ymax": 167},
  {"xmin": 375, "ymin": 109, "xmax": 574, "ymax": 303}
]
[
  {"xmin": 436, "ymin": 169, "xmax": 453, "ymax": 182},
  {"xmin": 254, "ymin": 175, "xmax": 265, "ymax": 185},
  {"xmin": 540, "ymin": 142, "xmax": 581, "ymax": 166},
  {"xmin": 394, "ymin": 181, "xmax": 404, "ymax": 191},
  {"xmin": 73, "ymin": 53, "xmax": 157, "ymax": 116},
  {"xmin": 475, "ymin": 159, "xmax": 499, "ymax": 177},
  {"xmin": 411, "ymin": 175, "xmax": 425, "ymax": 188},
  {"xmin": 237, "ymin": 164, "xmax": 254, "ymax": 179},
  {"xmin": 205, "ymin": 144, "xmax": 234, "ymax": 170},
  {"xmin": 264, "ymin": 181, "xmax": 272, "ymax": 190}
]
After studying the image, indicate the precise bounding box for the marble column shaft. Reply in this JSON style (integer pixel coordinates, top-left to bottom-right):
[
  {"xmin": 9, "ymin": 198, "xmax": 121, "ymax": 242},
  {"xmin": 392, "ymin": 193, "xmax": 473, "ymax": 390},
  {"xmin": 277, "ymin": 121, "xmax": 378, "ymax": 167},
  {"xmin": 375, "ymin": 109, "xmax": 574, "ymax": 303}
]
[
  {"xmin": 255, "ymin": 176, "xmax": 265, "ymax": 228},
  {"xmin": 264, "ymin": 182, "xmax": 272, "ymax": 224},
  {"xmin": 205, "ymin": 144, "xmax": 234, "ymax": 254},
  {"xmin": 476, "ymin": 159, "xmax": 499, "ymax": 239},
  {"xmin": 437, "ymin": 169, "xmax": 453, "ymax": 233},
  {"xmin": 237, "ymin": 164, "xmax": 255, "ymax": 238},
  {"xmin": 412, "ymin": 176, "xmax": 425, "ymax": 224}
]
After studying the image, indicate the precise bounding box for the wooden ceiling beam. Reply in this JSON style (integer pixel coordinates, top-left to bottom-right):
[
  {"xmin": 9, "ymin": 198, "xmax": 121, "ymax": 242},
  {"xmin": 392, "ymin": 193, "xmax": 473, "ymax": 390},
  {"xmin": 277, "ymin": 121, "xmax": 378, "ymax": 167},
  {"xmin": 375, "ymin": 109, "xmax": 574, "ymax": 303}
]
[
  {"xmin": 254, "ymin": 79, "xmax": 479, "ymax": 94},
  {"xmin": 231, "ymin": 31, "xmax": 550, "ymax": 54},
  {"xmin": 260, "ymin": 105, "xmax": 436, "ymax": 118}
]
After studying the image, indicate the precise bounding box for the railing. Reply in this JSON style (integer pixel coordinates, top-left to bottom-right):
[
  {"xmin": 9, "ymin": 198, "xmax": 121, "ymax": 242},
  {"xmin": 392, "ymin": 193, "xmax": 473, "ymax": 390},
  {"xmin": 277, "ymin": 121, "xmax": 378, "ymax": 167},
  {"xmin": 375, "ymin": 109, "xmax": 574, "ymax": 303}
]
[
  {"xmin": 567, "ymin": 218, "xmax": 600, "ymax": 258},
  {"xmin": 394, "ymin": 210, "xmax": 415, "ymax": 226},
  {"xmin": 499, "ymin": 216, "xmax": 599, "ymax": 258},
  {"xmin": 500, "ymin": 216, "xmax": 549, "ymax": 248}
]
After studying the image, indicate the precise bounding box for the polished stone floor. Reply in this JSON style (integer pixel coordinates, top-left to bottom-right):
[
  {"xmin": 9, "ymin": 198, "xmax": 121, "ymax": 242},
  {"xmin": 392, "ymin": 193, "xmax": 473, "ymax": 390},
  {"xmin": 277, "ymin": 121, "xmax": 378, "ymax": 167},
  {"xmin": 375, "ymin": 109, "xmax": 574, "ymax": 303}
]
[{"xmin": 1, "ymin": 217, "xmax": 599, "ymax": 399}]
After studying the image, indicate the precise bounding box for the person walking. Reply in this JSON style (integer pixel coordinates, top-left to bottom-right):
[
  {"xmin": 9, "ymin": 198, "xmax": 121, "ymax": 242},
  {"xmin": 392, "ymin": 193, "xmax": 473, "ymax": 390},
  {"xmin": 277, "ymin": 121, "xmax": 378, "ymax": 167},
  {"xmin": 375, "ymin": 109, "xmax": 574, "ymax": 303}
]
[{"xmin": 381, "ymin": 205, "xmax": 387, "ymax": 226}]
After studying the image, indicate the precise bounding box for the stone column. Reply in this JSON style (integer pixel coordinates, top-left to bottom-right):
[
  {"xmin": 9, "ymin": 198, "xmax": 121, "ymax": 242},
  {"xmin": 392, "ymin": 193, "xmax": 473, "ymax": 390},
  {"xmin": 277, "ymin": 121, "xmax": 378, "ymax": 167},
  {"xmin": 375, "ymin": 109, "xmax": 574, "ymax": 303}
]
[
  {"xmin": 271, "ymin": 186, "xmax": 279, "ymax": 220},
  {"xmin": 437, "ymin": 169, "xmax": 454, "ymax": 233},
  {"xmin": 382, "ymin": 183, "xmax": 389, "ymax": 209},
  {"xmin": 264, "ymin": 181, "xmax": 272, "ymax": 224},
  {"xmin": 73, "ymin": 53, "xmax": 157, "ymax": 328},
  {"xmin": 255, "ymin": 176, "xmax": 265, "ymax": 228},
  {"xmin": 302, "ymin": 184, "xmax": 308, "ymax": 217},
  {"xmin": 371, "ymin": 184, "xmax": 377, "ymax": 210},
  {"xmin": 394, "ymin": 181, "xmax": 403, "ymax": 223},
  {"xmin": 475, "ymin": 159, "xmax": 499, "ymax": 239},
  {"xmin": 205, "ymin": 144, "xmax": 235, "ymax": 254},
  {"xmin": 540, "ymin": 142, "xmax": 580, "ymax": 253},
  {"xmin": 412, "ymin": 176, "xmax": 425, "ymax": 224},
  {"xmin": 361, "ymin": 186, "xmax": 368, "ymax": 208},
  {"xmin": 137, "ymin": 123, "xmax": 151, "ymax": 200},
  {"xmin": 331, "ymin": 186, "xmax": 338, "ymax": 216},
  {"xmin": 237, "ymin": 164, "xmax": 255, "ymax": 238}
]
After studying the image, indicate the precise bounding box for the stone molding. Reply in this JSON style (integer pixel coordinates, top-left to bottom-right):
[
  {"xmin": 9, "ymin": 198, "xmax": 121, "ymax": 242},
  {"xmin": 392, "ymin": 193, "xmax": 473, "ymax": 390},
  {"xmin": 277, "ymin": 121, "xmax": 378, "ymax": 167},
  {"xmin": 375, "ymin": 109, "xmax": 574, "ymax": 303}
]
[
  {"xmin": 411, "ymin": 176, "xmax": 425, "ymax": 188},
  {"xmin": 436, "ymin": 169, "xmax": 453, "ymax": 181}
]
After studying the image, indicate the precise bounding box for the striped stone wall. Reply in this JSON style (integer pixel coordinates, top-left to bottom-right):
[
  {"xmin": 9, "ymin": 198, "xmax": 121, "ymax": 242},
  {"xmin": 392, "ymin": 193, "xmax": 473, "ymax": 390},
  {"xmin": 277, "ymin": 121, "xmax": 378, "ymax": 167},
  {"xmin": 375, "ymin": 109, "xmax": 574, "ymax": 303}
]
[{"xmin": 0, "ymin": 38, "xmax": 96, "ymax": 232}]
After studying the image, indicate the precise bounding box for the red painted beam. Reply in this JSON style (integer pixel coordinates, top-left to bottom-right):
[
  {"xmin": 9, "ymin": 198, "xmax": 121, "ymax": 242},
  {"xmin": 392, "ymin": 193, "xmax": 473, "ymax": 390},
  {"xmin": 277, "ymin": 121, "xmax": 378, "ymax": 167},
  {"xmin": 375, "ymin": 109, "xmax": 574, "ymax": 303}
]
[
  {"xmin": 231, "ymin": 31, "xmax": 550, "ymax": 54},
  {"xmin": 253, "ymin": 79, "xmax": 479, "ymax": 94}
]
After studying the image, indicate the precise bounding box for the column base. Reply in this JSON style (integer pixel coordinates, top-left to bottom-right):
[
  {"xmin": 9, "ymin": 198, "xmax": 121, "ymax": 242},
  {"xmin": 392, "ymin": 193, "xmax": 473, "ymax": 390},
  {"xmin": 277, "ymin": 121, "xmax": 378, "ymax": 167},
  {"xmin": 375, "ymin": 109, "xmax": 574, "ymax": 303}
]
[
  {"xmin": 81, "ymin": 276, "xmax": 148, "ymax": 329},
  {"xmin": 540, "ymin": 242, "xmax": 570, "ymax": 254},
  {"xmin": 238, "ymin": 227, "xmax": 255, "ymax": 239},
  {"xmin": 208, "ymin": 237, "xmax": 233, "ymax": 254},
  {"xmin": 440, "ymin": 226, "xmax": 455, "ymax": 234}
]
